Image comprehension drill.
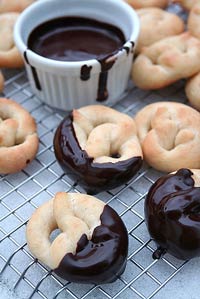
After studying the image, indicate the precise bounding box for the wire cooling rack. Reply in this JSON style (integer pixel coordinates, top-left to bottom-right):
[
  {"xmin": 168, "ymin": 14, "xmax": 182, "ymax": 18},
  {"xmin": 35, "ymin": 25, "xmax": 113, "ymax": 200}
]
[{"xmin": 0, "ymin": 4, "xmax": 191, "ymax": 299}]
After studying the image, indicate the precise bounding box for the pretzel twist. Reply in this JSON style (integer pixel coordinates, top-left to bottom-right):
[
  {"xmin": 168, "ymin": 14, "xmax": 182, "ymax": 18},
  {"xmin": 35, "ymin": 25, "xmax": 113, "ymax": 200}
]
[
  {"xmin": 0, "ymin": 97, "xmax": 38, "ymax": 173},
  {"xmin": 136, "ymin": 8, "xmax": 184, "ymax": 53},
  {"xmin": 0, "ymin": 13, "xmax": 24, "ymax": 68},
  {"xmin": 134, "ymin": 102, "xmax": 200, "ymax": 172},
  {"xmin": 72, "ymin": 105, "xmax": 142, "ymax": 163},
  {"xmin": 0, "ymin": 71, "xmax": 4, "ymax": 92},
  {"xmin": 125, "ymin": 0, "xmax": 168, "ymax": 9},
  {"xmin": 26, "ymin": 192, "xmax": 105, "ymax": 269},
  {"xmin": 185, "ymin": 72, "xmax": 200, "ymax": 111},
  {"xmin": 0, "ymin": 0, "xmax": 34, "ymax": 13},
  {"xmin": 26, "ymin": 192, "xmax": 128, "ymax": 283},
  {"xmin": 188, "ymin": 2, "xmax": 200, "ymax": 40},
  {"xmin": 132, "ymin": 32, "xmax": 200, "ymax": 90}
]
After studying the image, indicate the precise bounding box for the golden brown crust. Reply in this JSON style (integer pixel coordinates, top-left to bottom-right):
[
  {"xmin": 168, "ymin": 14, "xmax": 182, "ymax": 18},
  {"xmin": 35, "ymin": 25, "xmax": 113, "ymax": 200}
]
[
  {"xmin": 132, "ymin": 32, "xmax": 200, "ymax": 90},
  {"xmin": 26, "ymin": 192, "xmax": 105, "ymax": 269},
  {"xmin": 134, "ymin": 102, "xmax": 200, "ymax": 172},
  {"xmin": 0, "ymin": 0, "xmax": 34, "ymax": 13},
  {"xmin": 0, "ymin": 71, "xmax": 4, "ymax": 92},
  {"xmin": 185, "ymin": 72, "xmax": 200, "ymax": 111},
  {"xmin": 72, "ymin": 105, "xmax": 143, "ymax": 163},
  {"xmin": 0, "ymin": 13, "xmax": 24, "ymax": 68},
  {"xmin": 171, "ymin": 0, "xmax": 196, "ymax": 10},
  {"xmin": 188, "ymin": 2, "xmax": 200, "ymax": 40},
  {"xmin": 125, "ymin": 0, "xmax": 168, "ymax": 9},
  {"xmin": 136, "ymin": 8, "xmax": 184, "ymax": 53},
  {"xmin": 0, "ymin": 97, "xmax": 39, "ymax": 173}
]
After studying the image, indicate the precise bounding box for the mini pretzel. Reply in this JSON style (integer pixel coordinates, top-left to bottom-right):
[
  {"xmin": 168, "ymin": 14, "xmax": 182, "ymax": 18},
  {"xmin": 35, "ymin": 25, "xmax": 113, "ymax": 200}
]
[
  {"xmin": 0, "ymin": 97, "xmax": 38, "ymax": 173},
  {"xmin": 73, "ymin": 105, "xmax": 142, "ymax": 163},
  {"xmin": 132, "ymin": 32, "xmax": 200, "ymax": 90},
  {"xmin": 134, "ymin": 101, "xmax": 200, "ymax": 172},
  {"xmin": 0, "ymin": 0, "xmax": 34, "ymax": 13},
  {"xmin": 136, "ymin": 8, "xmax": 184, "ymax": 53},
  {"xmin": 0, "ymin": 71, "xmax": 4, "ymax": 92},
  {"xmin": 188, "ymin": 2, "xmax": 200, "ymax": 40},
  {"xmin": 171, "ymin": 0, "xmax": 196, "ymax": 10},
  {"xmin": 125, "ymin": 0, "xmax": 168, "ymax": 9},
  {"xmin": 26, "ymin": 192, "xmax": 128, "ymax": 283},
  {"xmin": 145, "ymin": 168, "xmax": 200, "ymax": 260},
  {"xmin": 54, "ymin": 105, "xmax": 143, "ymax": 194},
  {"xmin": 185, "ymin": 72, "xmax": 200, "ymax": 111},
  {"xmin": 0, "ymin": 13, "xmax": 24, "ymax": 68}
]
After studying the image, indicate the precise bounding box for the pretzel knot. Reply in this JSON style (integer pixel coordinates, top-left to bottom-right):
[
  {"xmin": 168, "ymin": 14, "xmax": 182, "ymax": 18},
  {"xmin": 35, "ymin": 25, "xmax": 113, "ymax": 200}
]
[
  {"xmin": 26, "ymin": 192, "xmax": 128, "ymax": 284},
  {"xmin": 0, "ymin": 98, "xmax": 38, "ymax": 173},
  {"xmin": 132, "ymin": 32, "xmax": 200, "ymax": 90},
  {"xmin": 0, "ymin": 12, "xmax": 24, "ymax": 68},
  {"xmin": 73, "ymin": 105, "xmax": 142, "ymax": 163},
  {"xmin": 54, "ymin": 105, "xmax": 143, "ymax": 194},
  {"xmin": 134, "ymin": 102, "xmax": 200, "ymax": 172}
]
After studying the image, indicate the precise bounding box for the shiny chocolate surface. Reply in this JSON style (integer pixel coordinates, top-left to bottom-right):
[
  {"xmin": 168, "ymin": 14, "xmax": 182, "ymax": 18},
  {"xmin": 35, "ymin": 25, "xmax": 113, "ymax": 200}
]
[
  {"xmin": 145, "ymin": 168, "xmax": 200, "ymax": 260},
  {"xmin": 53, "ymin": 113, "xmax": 142, "ymax": 194},
  {"xmin": 28, "ymin": 17, "xmax": 125, "ymax": 62},
  {"xmin": 54, "ymin": 204, "xmax": 128, "ymax": 284}
]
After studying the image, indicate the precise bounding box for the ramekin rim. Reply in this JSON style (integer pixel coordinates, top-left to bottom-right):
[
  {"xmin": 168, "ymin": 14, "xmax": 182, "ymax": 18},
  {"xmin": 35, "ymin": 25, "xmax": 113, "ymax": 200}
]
[{"xmin": 14, "ymin": 0, "xmax": 140, "ymax": 68}]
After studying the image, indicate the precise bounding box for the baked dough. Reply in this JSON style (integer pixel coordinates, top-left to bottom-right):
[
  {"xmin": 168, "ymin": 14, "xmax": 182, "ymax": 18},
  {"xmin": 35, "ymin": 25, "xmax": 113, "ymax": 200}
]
[
  {"xmin": 188, "ymin": 2, "xmax": 200, "ymax": 40},
  {"xmin": 53, "ymin": 105, "xmax": 143, "ymax": 194},
  {"xmin": 125, "ymin": 0, "xmax": 168, "ymax": 9},
  {"xmin": 134, "ymin": 101, "xmax": 200, "ymax": 172},
  {"xmin": 0, "ymin": 97, "xmax": 39, "ymax": 173},
  {"xmin": 0, "ymin": 71, "xmax": 4, "ymax": 92},
  {"xmin": 171, "ymin": 0, "xmax": 196, "ymax": 10},
  {"xmin": 0, "ymin": 0, "xmax": 34, "ymax": 13},
  {"xmin": 136, "ymin": 8, "xmax": 184, "ymax": 53},
  {"xmin": 185, "ymin": 72, "xmax": 200, "ymax": 111},
  {"xmin": 132, "ymin": 32, "xmax": 200, "ymax": 90},
  {"xmin": 73, "ymin": 105, "xmax": 142, "ymax": 163},
  {"xmin": 26, "ymin": 192, "xmax": 128, "ymax": 283},
  {"xmin": 0, "ymin": 13, "xmax": 24, "ymax": 68}
]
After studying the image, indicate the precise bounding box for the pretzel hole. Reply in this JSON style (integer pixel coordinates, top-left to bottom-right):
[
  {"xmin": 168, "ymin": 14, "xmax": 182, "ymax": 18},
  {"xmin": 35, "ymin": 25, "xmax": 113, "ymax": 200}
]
[
  {"xmin": 110, "ymin": 153, "xmax": 121, "ymax": 159},
  {"xmin": 50, "ymin": 229, "xmax": 61, "ymax": 242}
]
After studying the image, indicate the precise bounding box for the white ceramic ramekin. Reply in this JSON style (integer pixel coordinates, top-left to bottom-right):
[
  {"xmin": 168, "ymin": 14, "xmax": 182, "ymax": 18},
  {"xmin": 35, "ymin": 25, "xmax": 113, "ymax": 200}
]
[{"xmin": 14, "ymin": 0, "xmax": 140, "ymax": 110}]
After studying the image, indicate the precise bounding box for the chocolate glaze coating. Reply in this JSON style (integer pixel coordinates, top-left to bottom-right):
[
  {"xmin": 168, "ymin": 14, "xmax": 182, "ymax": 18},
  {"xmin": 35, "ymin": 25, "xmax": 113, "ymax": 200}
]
[
  {"xmin": 145, "ymin": 168, "xmax": 200, "ymax": 260},
  {"xmin": 53, "ymin": 113, "xmax": 142, "ymax": 194},
  {"xmin": 54, "ymin": 204, "xmax": 128, "ymax": 284}
]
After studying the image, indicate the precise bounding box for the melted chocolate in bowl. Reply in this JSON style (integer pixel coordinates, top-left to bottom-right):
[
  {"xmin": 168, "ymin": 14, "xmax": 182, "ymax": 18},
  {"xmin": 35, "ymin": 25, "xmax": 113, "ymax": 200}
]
[
  {"xmin": 53, "ymin": 113, "xmax": 142, "ymax": 194},
  {"xmin": 54, "ymin": 205, "xmax": 128, "ymax": 284},
  {"xmin": 145, "ymin": 169, "xmax": 200, "ymax": 260},
  {"xmin": 27, "ymin": 16, "xmax": 127, "ymax": 102},
  {"xmin": 28, "ymin": 17, "xmax": 125, "ymax": 62}
]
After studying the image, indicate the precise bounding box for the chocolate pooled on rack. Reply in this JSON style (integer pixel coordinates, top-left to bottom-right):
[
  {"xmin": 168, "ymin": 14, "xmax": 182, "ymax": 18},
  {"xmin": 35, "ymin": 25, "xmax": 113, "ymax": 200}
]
[{"xmin": 53, "ymin": 105, "xmax": 143, "ymax": 194}]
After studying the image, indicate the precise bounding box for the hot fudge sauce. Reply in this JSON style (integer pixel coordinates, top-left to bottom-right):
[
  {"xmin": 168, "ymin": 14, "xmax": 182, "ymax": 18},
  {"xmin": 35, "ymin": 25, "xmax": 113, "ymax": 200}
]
[
  {"xmin": 27, "ymin": 16, "xmax": 127, "ymax": 101},
  {"xmin": 28, "ymin": 17, "xmax": 125, "ymax": 62}
]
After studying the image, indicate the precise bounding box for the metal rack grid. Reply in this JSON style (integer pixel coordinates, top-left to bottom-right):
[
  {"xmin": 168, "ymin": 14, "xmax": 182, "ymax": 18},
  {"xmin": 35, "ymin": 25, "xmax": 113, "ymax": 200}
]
[
  {"xmin": 0, "ymin": 4, "xmax": 191, "ymax": 299},
  {"xmin": 0, "ymin": 68, "xmax": 189, "ymax": 299}
]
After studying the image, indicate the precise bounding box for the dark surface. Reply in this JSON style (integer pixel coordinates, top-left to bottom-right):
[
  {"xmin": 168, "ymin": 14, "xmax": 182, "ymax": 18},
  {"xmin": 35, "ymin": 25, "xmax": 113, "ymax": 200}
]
[
  {"xmin": 53, "ymin": 113, "xmax": 142, "ymax": 194},
  {"xmin": 145, "ymin": 168, "xmax": 200, "ymax": 260},
  {"xmin": 28, "ymin": 16, "xmax": 125, "ymax": 62},
  {"xmin": 54, "ymin": 204, "xmax": 128, "ymax": 284}
]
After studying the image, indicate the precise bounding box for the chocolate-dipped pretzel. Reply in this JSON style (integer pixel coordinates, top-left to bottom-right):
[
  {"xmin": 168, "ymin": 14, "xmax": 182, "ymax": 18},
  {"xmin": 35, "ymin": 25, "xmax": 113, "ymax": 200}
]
[
  {"xmin": 26, "ymin": 192, "xmax": 128, "ymax": 284},
  {"xmin": 53, "ymin": 105, "xmax": 143, "ymax": 194},
  {"xmin": 145, "ymin": 168, "xmax": 200, "ymax": 260}
]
